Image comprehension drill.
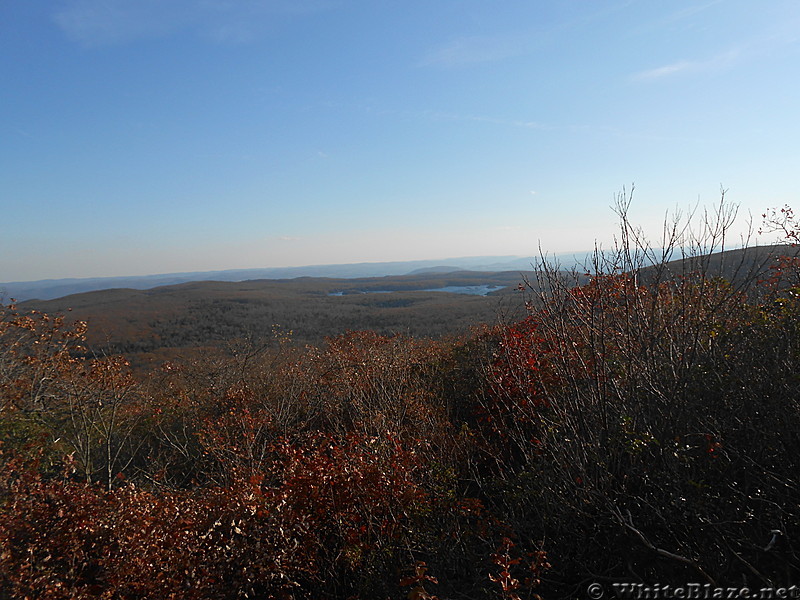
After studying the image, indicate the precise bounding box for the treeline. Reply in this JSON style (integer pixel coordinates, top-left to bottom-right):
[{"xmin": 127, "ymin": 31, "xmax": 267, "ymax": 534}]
[{"xmin": 2, "ymin": 202, "xmax": 800, "ymax": 598}]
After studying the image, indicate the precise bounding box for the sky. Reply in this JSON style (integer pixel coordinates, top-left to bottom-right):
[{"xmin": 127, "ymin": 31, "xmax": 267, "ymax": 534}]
[{"xmin": 2, "ymin": 1, "xmax": 800, "ymax": 282}]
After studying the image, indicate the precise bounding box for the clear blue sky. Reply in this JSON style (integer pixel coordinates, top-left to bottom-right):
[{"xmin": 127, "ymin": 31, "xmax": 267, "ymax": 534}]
[{"xmin": 2, "ymin": 1, "xmax": 799, "ymax": 282}]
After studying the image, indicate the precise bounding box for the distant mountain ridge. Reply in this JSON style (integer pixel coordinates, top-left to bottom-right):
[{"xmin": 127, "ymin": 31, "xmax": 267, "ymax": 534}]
[
  {"xmin": 406, "ymin": 266, "xmax": 466, "ymax": 275},
  {"xmin": 2, "ymin": 255, "xmax": 578, "ymax": 302}
]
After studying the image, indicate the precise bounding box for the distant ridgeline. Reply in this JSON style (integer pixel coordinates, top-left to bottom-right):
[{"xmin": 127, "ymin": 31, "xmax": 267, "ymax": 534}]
[{"xmin": 1, "ymin": 255, "xmax": 559, "ymax": 302}]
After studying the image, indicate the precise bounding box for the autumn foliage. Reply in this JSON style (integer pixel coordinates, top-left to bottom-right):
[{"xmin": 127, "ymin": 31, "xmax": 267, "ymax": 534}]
[{"xmin": 3, "ymin": 199, "xmax": 800, "ymax": 597}]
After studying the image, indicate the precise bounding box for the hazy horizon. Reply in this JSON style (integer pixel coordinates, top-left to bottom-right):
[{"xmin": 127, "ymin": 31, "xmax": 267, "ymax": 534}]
[
  {"xmin": 4, "ymin": 1, "xmax": 798, "ymax": 282},
  {"xmin": 1, "ymin": 252, "xmax": 568, "ymax": 286}
]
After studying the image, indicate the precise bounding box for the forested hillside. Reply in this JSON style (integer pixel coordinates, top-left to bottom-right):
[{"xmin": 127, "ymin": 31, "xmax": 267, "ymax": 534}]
[
  {"xmin": 3, "ymin": 206, "xmax": 800, "ymax": 598},
  {"xmin": 18, "ymin": 271, "xmax": 535, "ymax": 369}
]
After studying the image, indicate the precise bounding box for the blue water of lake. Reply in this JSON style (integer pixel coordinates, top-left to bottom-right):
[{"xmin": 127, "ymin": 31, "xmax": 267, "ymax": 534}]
[
  {"xmin": 329, "ymin": 285, "xmax": 504, "ymax": 296},
  {"xmin": 423, "ymin": 285, "xmax": 504, "ymax": 296}
]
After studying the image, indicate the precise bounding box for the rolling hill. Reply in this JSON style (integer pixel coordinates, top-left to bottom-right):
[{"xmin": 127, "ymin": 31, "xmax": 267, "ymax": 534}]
[{"xmin": 19, "ymin": 270, "xmax": 536, "ymax": 367}]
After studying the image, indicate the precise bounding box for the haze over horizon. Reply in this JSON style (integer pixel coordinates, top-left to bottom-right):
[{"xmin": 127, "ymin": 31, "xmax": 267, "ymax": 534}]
[
  {"xmin": 3, "ymin": 1, "xmax": 799, "ymax": 282},
  {"xmin": 0, "ymin": 254, "xmax": 517, "ymax": 283}
]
